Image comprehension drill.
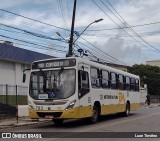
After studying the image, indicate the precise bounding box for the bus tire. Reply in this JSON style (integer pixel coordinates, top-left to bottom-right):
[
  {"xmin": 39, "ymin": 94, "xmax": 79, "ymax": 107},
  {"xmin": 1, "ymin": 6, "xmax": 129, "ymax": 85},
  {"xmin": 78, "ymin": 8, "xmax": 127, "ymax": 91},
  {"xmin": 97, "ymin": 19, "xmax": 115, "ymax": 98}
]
[
  {"xmin": 53, "ymin": 119, "xmax": 63, "ymax": 126},
  {"xmin": 90, "ymin": 105, "xmax": 99, "ymax": 124},
  {"xmin": 123, "ymin": 103, "xmax": 130, "ymax": 117}
]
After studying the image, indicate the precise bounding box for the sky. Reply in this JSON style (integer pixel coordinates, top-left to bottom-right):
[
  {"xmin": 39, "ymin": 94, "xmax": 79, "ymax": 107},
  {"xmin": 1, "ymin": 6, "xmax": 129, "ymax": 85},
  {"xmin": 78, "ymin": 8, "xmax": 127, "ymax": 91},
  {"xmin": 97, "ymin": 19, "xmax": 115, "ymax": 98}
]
[{"xmin": 0, "ymin": 0, "xmax": 160, "ymax": 66}]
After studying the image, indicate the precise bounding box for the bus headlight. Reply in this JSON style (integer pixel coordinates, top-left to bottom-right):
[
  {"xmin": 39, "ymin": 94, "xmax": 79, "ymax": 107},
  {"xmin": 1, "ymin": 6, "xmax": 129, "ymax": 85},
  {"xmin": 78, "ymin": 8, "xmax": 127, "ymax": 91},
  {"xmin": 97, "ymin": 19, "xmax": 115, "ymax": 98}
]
[
  {"xmin": 28, "ymin": 101, "xmax": 34, "ymax": 109},
  {"xmin": 65, "ymin": 100, "xmax": 76, "ymax": 110}
]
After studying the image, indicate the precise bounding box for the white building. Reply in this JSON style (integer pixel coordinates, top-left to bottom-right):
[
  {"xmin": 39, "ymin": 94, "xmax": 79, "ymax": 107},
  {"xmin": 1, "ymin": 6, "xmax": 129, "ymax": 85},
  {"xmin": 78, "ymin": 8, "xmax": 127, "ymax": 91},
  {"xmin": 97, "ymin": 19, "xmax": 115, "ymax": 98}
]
[
  {"xmin": 146, "ymin": 60, "xmax": 160, "ymax": 67},
  {"xmin": 0, "ymin": 42, "xmax": 53, "ymax": 96}
]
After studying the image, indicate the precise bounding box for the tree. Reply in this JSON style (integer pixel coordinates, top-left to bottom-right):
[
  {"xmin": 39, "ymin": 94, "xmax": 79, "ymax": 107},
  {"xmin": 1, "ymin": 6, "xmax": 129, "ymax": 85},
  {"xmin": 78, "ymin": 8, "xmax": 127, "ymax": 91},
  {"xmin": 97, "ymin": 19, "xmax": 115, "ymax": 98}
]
[{"xmin": 131, "ymin": 64, "xmax": 160, "ymax": 95}]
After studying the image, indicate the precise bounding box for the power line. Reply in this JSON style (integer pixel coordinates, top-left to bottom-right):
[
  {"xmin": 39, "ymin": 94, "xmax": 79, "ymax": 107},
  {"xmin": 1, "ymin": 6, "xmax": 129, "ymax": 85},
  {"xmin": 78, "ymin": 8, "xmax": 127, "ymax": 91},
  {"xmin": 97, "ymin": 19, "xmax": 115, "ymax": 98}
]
[
  {"xmin": 2, "ymin": 12, "xmax": 159, "ymax": 54},
  {"xmin": 66, "ymin": 0, "xmax": 71, "ymax": 26},
  {"xmin": 0, "ymin": 8, "xmax": 70, "ymax": 31},
  {"xmin": 92, "ymin": 0, "xmax": 160, "ymax": 53},
  {"xmin": 77, "ymin": 43, "xmax": 129, "ymax": 65},
  {"xmin": 81, "ymin": 31, "xmax": 160, "ymax": 38},
  {"xmin": 80, "ymin": 37, "xmax": 129, "ymax": 66},
  {"xmin": 0, "ymin": 23, "xmax": 63, "ymax": 41},
  {"xmin": 0, "ymin": 26, "xmax": 22, "ymax": 34},
  {"xmin": 0, "ymin": 39, "xmax": 65, "ymax": 54},
  {"xmin": 0, "ymin": 12, "xmax": 56, "ymax": 35},
  {"xmin": 0, "ymin": 23, "xmax": 69, "ymax": 49},
  {"xmin": 77, "ymin": 42, "xmax": 111, "ymax": 62},
  {"xmin": 77, "ymin": 40, "xmax": 119, "ymax": 64},
  {"xmin": 0, "ymin": 18, "xmax": 68, "ymax": 53},
  {"xmin": 86, "ymin": 21, "xmax": 160, "ymax": 31},
  {"xmin": 0, "ymin": 27, "xmax": 67, "ymax": 49},
  {"xmin": 76, "ymin": 43, "xmax": 116, "ymax": 64},
  {"xmin": 59, "ymin": 0, "xmax": 68, "ymax": 29},
  {"xmin": 84, "ymin": 34, "xmax": 160, "ymax": 45},
  {"xmin": 0, "ymin": 34, "xmax": 66, "ymax": 53},
  {"xmin": 104, "ymin": 0, "xmax": 160, "ymax": 52}
]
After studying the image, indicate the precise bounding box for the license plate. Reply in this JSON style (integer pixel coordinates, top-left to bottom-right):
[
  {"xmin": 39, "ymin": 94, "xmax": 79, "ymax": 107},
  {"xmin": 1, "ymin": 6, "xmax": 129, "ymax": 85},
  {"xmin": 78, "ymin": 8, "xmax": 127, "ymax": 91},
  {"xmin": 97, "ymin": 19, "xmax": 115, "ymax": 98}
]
[{"xmin": 45, "ymin": 115, "xmax": 54, "ymax": 119}]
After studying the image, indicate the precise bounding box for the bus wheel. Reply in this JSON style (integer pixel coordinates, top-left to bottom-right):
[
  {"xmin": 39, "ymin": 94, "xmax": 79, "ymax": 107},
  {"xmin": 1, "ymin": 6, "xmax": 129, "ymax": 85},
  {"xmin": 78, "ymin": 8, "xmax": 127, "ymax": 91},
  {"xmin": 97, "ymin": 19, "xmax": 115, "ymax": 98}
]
[
  {"xmin": 123, "ymin": 103, "xmax": 130, "ymax": 117},
  {"xmin": 90, "ymin": 105, "xmax": 99, "ymax": 123},
  {"xmin": 53, "ymin": 119, "xmax": 63, "ymax": 126}
]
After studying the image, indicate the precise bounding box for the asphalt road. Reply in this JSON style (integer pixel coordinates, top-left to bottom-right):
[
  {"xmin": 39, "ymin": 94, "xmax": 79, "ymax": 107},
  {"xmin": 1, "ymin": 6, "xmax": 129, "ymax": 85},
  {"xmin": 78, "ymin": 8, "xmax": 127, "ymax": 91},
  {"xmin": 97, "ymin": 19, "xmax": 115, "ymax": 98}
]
[{"xmin": 1, "ymin": 106, "xmax": 160, "ymax": 141}]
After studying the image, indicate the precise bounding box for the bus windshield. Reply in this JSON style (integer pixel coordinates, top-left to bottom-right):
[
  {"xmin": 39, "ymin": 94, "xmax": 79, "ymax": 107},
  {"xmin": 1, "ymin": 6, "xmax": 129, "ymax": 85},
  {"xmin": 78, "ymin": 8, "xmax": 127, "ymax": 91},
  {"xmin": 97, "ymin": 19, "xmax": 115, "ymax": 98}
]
[{"xmin": 29, "ymin": 69, "xmax": 75, "ymax": 99}]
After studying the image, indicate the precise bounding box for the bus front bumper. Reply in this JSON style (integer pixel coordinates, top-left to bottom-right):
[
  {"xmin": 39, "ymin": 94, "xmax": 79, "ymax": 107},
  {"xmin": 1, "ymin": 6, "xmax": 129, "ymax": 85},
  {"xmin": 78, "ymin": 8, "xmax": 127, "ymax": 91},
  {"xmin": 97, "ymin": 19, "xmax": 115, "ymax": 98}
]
[
  {"xmin": 29, "ymin": 106, "xmax": 92, "ymax": 119},
  {"xmin": 29, "ymin": 107, "xmax": 80, "ymax": 119}
]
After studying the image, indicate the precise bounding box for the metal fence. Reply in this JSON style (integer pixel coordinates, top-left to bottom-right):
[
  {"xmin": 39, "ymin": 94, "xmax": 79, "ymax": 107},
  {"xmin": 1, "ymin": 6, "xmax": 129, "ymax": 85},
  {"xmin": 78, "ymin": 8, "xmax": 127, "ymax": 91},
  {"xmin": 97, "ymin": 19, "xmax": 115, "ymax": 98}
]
[{"xmin": 0, "ymin": 84, "xmax": 28, "ymax": 119}]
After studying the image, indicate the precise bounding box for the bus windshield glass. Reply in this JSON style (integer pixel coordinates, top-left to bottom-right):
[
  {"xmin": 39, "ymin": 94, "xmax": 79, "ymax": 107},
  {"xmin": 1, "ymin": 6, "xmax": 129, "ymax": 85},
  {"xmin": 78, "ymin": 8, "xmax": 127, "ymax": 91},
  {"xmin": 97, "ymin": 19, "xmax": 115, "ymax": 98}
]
[{"xmin": 29, "ymin": 69, "xmax": 75, "ymax": 100}]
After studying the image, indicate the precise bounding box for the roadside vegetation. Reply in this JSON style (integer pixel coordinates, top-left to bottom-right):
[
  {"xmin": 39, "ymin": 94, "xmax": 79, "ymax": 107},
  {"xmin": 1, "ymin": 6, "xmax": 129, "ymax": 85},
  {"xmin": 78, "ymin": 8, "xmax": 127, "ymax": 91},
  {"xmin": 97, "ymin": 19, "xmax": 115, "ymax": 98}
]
[{"xmin": 131, "ymin": 64, "xmax": 160, "ymax": 95}]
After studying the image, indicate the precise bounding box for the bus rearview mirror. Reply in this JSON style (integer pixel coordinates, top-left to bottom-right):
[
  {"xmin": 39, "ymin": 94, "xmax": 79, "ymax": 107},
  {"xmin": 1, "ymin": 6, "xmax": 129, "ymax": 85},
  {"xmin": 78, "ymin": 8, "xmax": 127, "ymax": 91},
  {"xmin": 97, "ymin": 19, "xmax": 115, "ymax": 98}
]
[{"xmin": 23, "ymin": 74, "xmax": 26, "ymax": 83}]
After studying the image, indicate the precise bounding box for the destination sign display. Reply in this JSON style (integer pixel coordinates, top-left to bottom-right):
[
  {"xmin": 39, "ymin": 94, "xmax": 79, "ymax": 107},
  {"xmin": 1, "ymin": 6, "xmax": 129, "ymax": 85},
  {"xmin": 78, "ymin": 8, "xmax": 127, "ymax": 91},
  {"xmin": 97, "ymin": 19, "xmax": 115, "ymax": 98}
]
[{"xmin": 32, "ymin": 59, "xmax": 76, "ymax": 69}]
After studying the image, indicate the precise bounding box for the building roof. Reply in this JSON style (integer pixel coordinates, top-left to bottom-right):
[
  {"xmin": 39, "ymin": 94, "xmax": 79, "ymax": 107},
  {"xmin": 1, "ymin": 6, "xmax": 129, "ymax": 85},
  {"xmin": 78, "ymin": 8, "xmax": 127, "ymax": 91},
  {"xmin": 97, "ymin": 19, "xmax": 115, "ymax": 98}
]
[{"xmin": 0, "ymin": 43, "xmax": 54, "ymax": 64}]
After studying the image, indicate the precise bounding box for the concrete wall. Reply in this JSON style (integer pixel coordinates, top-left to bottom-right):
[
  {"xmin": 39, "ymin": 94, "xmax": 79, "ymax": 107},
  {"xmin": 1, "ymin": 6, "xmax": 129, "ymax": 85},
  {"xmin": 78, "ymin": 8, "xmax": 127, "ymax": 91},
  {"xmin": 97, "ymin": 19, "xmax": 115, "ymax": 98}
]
[
  {"xmin": 18, "ymin": 105, "xmax": 29, "ymax": 117},
  {"xmin": 140, "ymin": 87, "xmax": 147, "ymax": 104},
  {"xmin": 0, "ymin": 60, "xmax": 30, "ymax": 87},
  {"xmin": 0, "ymin": 63, "xmax": 15, "ymax": 84}
]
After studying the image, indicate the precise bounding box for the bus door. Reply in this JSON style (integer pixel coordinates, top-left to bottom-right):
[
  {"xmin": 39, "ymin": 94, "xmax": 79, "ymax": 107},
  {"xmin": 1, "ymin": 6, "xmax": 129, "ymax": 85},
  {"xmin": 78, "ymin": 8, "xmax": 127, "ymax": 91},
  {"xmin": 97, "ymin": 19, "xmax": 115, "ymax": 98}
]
[{"xmin": 78, "ymin": 64, "xmax": 92, "ymax": 118}]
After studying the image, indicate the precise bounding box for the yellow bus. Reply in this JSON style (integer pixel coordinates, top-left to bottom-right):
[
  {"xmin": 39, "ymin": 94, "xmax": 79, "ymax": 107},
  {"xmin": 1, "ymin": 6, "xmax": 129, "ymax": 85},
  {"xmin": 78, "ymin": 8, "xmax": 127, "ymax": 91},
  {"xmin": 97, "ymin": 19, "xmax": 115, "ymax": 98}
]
[{"xmin": 23, "ymin": 57, "xmax": 141, "ymax": 125}]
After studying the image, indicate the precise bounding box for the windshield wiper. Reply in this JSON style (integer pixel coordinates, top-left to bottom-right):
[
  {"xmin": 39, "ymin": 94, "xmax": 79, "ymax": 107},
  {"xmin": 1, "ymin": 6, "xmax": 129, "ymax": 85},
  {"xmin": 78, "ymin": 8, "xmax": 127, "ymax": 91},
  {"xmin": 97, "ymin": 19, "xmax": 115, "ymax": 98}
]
[{"xmin": 57, "ymin": 67, "xmax": 64, "ymax": 76}]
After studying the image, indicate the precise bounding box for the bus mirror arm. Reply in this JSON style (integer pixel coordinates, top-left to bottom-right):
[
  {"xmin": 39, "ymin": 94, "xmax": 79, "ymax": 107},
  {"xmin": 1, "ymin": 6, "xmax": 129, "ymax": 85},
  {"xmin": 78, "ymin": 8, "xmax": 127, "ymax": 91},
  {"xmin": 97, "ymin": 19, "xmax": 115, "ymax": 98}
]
[
  {"xmin": 23, "ymin": 68, "xmax": 31, "ymax": 73},
  {"xmin": 22, "ymin": 68, "xmax": 30, "ymax": 83},
  {"xmin": 81, "ymin": 66, "xmax": 84, "ymax": 71}
]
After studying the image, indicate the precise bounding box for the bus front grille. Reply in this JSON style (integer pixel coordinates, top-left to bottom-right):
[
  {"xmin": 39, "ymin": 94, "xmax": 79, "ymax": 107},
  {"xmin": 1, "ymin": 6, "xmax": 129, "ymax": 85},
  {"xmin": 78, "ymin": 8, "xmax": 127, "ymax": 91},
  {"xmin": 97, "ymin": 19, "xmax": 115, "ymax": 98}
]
[{"xmin": 36, "ymin": 112, "xmax": 62, "ymax": 118}]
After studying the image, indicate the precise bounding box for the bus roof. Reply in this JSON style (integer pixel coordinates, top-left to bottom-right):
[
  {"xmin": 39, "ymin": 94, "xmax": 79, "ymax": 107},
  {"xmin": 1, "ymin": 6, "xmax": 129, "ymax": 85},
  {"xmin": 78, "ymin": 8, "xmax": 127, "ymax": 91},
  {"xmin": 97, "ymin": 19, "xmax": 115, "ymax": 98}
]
[
  {"xmin": 32, "ymin": 57, "xmax": 139, "ymax": 79},
  {"xmin": 75, "ymin": 57, "xmax": 139, "ymax": 79}
]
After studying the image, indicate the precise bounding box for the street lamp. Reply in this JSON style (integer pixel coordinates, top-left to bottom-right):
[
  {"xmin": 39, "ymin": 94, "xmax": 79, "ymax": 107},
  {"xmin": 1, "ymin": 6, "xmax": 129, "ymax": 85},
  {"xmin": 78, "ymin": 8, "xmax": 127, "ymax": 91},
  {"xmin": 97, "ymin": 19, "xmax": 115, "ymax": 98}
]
[
  {"xmin": 73, "ymin": 18, "xmax": 103, "ymax": 44},
  {"xmin": 56, "ymin": 32, "xmax": 69, "ymax": 43},
  {"xmin": 67, "ymin": 18, "xmax": 103, "ymax": 57}
]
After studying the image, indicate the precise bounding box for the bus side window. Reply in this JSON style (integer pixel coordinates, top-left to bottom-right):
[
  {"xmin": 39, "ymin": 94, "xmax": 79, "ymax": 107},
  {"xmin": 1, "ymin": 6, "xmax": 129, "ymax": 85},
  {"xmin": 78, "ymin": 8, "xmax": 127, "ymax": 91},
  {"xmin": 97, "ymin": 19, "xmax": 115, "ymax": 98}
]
[
  {"xmin": 78, "ymin": 70, "xmax": 81, "ymax": 90},
  {"xmin": 125, "ymin": 76, "xmax": 130, "ymax": 91},
  {"xmin": 130, "ymin": 78, "xmax": 136, "ymax": 91},
  {"xmin": 101, "ymin": 70, "xmax": 110, "ymax": 89},
  {"xmin": 110, "ymin": 72, "xmax": 117, "ymax": 89},
  {"xmin": 78, "ymin": 70, "xmax": 90, "ymax": 97},
  {"xmin": 118, "ymin": 74, "xmax": 124, "ymax": 90},
  {"xmin": 91, "ymin": 67, "xmax": 100, "ymax": 88}
]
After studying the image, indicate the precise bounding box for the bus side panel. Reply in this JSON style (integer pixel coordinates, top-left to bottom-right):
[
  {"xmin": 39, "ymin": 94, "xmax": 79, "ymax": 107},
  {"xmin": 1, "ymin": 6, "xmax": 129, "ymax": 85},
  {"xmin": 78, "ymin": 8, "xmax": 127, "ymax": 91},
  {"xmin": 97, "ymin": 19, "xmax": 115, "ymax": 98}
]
[
  {"xmin": 126, "ymin": 91, "xmax": 141, "ymax": 111},
  {"xmin": 101, "ymin": 104, "xmax": 125, "ymax": 115}
]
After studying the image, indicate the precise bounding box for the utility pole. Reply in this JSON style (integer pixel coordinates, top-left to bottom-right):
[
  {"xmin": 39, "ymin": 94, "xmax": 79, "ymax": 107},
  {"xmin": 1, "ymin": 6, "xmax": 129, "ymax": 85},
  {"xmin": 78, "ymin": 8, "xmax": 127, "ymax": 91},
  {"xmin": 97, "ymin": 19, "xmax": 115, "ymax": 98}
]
[{"xmin": 67, "ymin": 0, "xmax": 77, "ymax": 57}]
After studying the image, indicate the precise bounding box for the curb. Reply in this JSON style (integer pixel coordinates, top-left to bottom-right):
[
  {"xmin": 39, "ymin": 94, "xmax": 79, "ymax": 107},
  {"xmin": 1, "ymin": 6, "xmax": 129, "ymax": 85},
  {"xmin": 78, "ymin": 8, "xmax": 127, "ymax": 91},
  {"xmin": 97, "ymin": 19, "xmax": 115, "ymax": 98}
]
[{"xmin": 0, "ymin": 119, "xmax": 51, "ymax": 129}]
